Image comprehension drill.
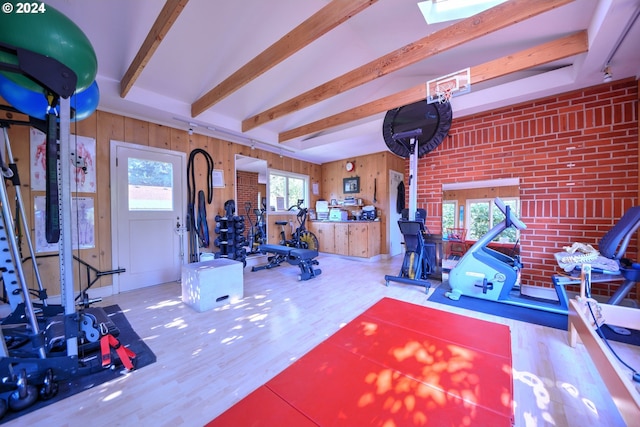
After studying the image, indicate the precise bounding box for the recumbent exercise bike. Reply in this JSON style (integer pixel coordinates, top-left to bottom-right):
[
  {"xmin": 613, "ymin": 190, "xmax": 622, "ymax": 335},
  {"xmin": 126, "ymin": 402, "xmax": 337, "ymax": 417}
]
[{"xmin": 447, "ymin": 198, "xmax": 640, "ymax": 315}]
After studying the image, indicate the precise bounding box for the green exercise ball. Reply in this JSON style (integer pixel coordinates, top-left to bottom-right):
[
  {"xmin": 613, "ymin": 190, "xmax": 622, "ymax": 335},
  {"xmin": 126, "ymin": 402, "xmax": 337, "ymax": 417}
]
[{"xmin": 0, "ymin": 0, "xmax": 97, "ymax": 93}]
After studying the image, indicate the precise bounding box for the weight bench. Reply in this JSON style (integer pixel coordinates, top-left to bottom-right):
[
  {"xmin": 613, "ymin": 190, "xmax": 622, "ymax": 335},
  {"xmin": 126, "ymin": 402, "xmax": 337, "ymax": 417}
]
[{"xmin": 251, "ymin": 244, "xmax": 322, "ymax": 281}]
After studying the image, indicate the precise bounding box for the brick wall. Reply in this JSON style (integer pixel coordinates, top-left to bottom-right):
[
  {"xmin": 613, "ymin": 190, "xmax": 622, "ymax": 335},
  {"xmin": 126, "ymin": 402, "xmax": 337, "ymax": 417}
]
[
  {"xmin": 236, "ymin": 171, "xmax": 260, "ymax": 217},
  {"xmin": 415, "ymin": 78, "xmax": 639, "ymax": 298}
]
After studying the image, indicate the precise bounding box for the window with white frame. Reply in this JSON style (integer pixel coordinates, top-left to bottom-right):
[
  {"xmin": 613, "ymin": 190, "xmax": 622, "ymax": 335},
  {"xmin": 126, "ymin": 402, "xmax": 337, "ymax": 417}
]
[
  {"xmin": 442, "ymin": 200, "xmax": 457, "ymax": 235},
  {"xmin": 269, "ymin": 170, "xmax": 309, "ymax": 212},
  {"xmin": 467, "ymin": 198, "xmax": 520, "ymax": 243}
]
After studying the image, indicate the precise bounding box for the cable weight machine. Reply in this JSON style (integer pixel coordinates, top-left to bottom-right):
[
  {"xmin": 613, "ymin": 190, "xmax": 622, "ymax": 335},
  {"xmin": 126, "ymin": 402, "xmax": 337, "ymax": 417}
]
[{"xmin": 0, "ymin": 44, "xmax": 126, "ymax": 418}]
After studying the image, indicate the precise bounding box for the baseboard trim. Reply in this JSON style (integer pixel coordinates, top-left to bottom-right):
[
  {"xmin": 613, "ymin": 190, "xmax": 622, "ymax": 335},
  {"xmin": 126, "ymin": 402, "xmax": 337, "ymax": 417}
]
[{"xmin": 42, "ymin": 284, "xmax": 115, "ymax": 305}]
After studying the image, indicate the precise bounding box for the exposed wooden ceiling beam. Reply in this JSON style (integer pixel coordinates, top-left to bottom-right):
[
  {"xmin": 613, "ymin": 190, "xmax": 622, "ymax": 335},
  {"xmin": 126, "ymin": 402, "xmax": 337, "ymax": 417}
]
[
  {"xmin": 191, "ymin": 0, "xmax": 377, "ymax": 117},
  {"xmin": 120, "ymin": 0, "xmax": 189, "ymax": 98},
  {"xmin": 278, "ymin": 30, "xmax": 588, "ymax": 142},
  {"xmin": 243, "ymin": 0, "xmax": 575, "ymax": 132}
]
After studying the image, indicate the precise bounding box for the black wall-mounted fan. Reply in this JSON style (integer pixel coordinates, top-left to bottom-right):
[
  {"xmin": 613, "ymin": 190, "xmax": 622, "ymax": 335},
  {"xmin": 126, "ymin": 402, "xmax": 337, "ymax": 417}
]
[{"xmin": 382, "ymin": 100, "xmax": 452, "ymax": 159}]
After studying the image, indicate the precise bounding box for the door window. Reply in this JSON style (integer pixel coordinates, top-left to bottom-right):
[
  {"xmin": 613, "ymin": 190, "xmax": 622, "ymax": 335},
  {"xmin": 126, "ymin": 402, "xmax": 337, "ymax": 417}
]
[{"xmin": 128, "ymin": 158, "xmax": 174, "ymax": 211}]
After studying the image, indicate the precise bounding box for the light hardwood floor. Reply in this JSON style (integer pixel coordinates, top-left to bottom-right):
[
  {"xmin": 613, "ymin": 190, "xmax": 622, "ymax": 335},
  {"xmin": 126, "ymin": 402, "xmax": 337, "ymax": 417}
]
[{"xmin": 4, "ymin": 254, "xmax": 639, "ymax": 427}]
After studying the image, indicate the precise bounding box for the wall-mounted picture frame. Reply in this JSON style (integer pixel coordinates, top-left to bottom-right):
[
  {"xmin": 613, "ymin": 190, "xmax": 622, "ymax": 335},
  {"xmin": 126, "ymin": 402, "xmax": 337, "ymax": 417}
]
[
  {"xmin": 343, "ymin": 176, "xmax": 360, "ymax": 194},
  {"xmin": 212, "ymin": 169, "xmax": 225, "ymax": 187}
]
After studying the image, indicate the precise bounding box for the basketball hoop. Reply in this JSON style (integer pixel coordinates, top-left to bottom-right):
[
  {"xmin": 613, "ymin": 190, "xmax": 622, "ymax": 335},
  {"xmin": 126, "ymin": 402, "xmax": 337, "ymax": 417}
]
[{"xmin": 426, "ymin": 68, "xmax": 471, "ymax": 105}]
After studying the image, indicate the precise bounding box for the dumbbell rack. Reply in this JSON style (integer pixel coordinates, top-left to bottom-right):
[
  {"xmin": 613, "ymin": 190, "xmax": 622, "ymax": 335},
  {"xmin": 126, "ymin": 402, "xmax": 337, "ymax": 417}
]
[{"xmin": 214, "ymin": 214, "xmax": 247, "ymax": 266}]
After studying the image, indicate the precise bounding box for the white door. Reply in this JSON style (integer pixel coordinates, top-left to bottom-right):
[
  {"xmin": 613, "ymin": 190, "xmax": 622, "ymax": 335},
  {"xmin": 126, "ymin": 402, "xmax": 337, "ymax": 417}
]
[
  {"xmin": 111, "ymin": 141, "xmax": 186, "ymax": 293},
  {"xmin": 388, "ymin": 170, "xmax": 404, "ymax": 257}
]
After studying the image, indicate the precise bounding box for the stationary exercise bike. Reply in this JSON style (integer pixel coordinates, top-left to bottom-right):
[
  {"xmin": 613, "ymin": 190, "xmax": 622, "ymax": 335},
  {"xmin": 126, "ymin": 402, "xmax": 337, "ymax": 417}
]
[
  {"xmin": 275, "ymin": 200, "xmax": 319, "ymax": 251},
  {"xmin": 447, "ymin": 198, "xmax": 570, "ymax": 314}
]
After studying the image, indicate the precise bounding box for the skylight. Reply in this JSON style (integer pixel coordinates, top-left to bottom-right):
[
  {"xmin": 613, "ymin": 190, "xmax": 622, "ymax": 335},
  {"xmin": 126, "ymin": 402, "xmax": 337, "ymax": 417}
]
[{"xmin": 417, "ymin": 0, "xmax": 509, "ymax": 24}]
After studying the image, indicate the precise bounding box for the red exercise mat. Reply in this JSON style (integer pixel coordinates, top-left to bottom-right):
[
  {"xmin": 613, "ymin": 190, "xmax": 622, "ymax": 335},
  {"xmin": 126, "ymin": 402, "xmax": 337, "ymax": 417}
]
[
  {"xmin": 209, "ymin": 385, "xmax": 317, "ymax": 427},
  {"xmin": 207, "ymin": 297, "xmax": 513, "ymax": 427}
]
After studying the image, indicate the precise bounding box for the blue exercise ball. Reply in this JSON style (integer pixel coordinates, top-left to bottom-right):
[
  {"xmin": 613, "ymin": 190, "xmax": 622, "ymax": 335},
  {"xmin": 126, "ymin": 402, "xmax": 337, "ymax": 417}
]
[
  {"xmin": 71, "ymin": 80, "xmax": 100, "ymax": 121},
  {"xmin": 0, "ymin": 74, "xmax": 99, "ymax": 121},
  {"xmin": 0, "ymin": 72, "xmax": 48, "ymax": 118}
]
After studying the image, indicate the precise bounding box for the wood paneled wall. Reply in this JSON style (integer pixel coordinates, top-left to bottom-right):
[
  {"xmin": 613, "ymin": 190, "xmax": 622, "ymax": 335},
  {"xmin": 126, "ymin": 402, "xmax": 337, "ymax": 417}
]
[
  {"xmin": 2, "ymin": 107, "xmax": 321, "ymax": 297},
  {"xmin": 320, "ymin": 151, "xmax": 404, "ymax": 254}
]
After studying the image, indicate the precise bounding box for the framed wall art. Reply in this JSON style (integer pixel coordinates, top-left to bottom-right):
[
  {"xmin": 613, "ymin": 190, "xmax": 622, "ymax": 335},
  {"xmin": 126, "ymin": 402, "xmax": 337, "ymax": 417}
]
[{"xmin": 343, "ymin": 177, "xmax": 360, "ymax": 194}]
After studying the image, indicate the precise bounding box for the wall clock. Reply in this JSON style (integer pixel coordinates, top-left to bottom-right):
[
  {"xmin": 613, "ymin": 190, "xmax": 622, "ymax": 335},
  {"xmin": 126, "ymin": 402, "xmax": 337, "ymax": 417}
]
[{"xmin": 345, "ymin": 161, "xmax": 355, "ymax": 172}]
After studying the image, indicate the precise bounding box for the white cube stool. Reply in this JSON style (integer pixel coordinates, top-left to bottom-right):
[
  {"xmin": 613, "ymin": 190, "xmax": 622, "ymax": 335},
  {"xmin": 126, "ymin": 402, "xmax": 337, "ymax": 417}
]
[{"xmin": 181, "ymin": 259, "xmax": 243, "ymax": 312}]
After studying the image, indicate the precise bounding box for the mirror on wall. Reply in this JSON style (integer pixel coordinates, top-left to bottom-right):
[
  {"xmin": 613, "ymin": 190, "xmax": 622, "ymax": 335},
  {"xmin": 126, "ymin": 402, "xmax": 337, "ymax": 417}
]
[
  {"xmin": 235, "ymin": 155, "xmax": 268, "ymax": 254},
  {"xmin": 441, "ymin": 178, "xmax": 520, "ymax": 261}
]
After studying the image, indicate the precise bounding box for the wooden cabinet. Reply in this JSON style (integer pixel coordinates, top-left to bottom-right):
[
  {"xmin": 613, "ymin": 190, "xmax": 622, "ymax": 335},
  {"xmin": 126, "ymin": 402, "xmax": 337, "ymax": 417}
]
[
  {"xmin": 334, "ymin": 223, "xmax": 350, "ymax": 255},
  {"xmin": 348, "ymin": 222, "xmax": 373, "ymax": 257},
  {"xmin": 308, "ymin": 221, "xmax": 380, "ymax": 258},
  {"xmin": 312, "ymin": 221, "xmax": 336, "ymax": 253}
]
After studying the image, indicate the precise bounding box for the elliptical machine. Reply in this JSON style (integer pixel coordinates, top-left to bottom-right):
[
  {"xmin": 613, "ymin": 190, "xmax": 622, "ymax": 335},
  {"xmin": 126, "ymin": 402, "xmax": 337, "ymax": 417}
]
[
  {"xmin": 244, "ymin": 202, "xmax": 266, "ymax": 255},
  {"xmin": 447, "ymin": 197, "xmax": 569, "ymax": 314}
]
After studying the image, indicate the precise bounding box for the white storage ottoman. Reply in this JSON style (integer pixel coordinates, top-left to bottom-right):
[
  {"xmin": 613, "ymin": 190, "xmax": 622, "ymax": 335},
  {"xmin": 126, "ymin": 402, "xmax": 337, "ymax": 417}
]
[{"xmin": 181, "ymin": 259, "xmax": 244, "ymax": 312}]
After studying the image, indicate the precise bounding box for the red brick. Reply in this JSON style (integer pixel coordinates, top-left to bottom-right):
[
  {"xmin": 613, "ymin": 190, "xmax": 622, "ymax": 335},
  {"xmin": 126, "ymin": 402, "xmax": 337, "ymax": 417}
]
[{"xmin": 415, "ymin": 79, "xmax": 638, "ymax": 296}]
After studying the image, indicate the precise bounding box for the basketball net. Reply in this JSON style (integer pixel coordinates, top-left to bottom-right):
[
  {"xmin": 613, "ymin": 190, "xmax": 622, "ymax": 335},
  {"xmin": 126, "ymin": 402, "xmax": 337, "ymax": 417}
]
[{"xmin": 435, "ymin": 81, "xmax": 456, "ymax": 104}]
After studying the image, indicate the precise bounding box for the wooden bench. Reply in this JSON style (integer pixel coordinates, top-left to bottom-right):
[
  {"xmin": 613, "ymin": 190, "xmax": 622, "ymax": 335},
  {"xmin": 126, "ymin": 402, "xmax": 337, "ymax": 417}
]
[{"xmin": 568, "ymin": 267, "xmax": 640, "ymax": 426}]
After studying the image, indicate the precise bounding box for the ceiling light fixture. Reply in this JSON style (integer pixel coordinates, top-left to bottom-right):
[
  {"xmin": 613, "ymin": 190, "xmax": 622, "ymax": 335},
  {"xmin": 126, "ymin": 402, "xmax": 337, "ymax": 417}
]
[
  {"xmin": 172, "ymin": 117, "xmax": 295, "ymax": 154},
  {"xmin": 600, "ymin": 6, "xmax": 640, "ymax": 83},
  {"xmin": 602, "ymin": 64, "xmax": 613, "ymax": 83},
  {"xmin": 204, "ymin": 126, "xmax": 295, "ymax": 153}
]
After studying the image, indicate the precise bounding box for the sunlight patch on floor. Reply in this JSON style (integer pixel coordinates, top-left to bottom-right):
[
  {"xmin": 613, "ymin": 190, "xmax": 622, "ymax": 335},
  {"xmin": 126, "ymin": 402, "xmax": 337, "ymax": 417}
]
[
  {"xmin": 147, "ymin": 299, "xmax": 181, "ymax": 310},
  {"xmin": 513, "ymin": 368, "xmax": 555, "ymax": 426}
]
